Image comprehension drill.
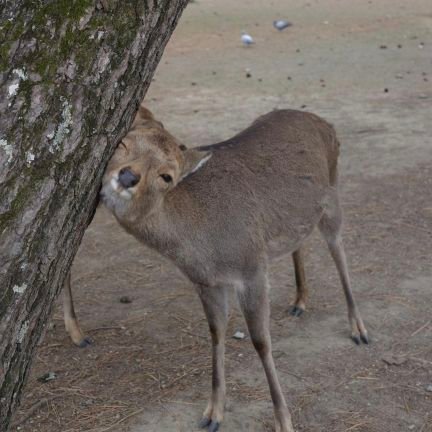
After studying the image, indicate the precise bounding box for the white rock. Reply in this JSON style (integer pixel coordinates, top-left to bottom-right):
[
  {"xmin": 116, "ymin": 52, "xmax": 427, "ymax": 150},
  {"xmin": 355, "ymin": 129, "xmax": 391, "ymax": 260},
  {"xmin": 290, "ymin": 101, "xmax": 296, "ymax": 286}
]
[{"xmin": 233, "ymin": 331, "xmax": 246, "ymax": 340}]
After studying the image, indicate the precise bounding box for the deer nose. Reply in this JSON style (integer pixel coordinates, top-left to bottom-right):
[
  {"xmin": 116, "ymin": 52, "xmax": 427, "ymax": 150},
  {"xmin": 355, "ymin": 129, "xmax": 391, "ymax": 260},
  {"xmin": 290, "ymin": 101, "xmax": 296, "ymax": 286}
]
[{"xmin": 118, "ymin": 167, "xmax": 140, "ymax": 189}]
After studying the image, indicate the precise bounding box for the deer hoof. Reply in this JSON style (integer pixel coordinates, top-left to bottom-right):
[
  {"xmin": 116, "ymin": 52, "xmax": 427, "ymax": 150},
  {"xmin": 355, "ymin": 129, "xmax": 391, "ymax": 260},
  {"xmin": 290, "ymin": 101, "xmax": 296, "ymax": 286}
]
[
  {"xmin": 288, "ymin": 305, "xmax": 304, "ymax": 317},
  {"xmin": 199, "ymin": 417, "xmax": 211, "ymax": 428},
  {"xmin": 208, "ymin": 420, "xmax": 220, "ymax": 432},
  {"xmin": 199, "ymin": 417, "xmax": 220, "ymax": 432},
  {"xmin": 351, "ymin": 332, "xmax": 369, "ymax": 345},
  {"xmin": 351, "ymin": 334, "xmax": 361, "ymax": 345},
  {"xmin": 77, "ymin": 337, "xmax": 93, "ymax": 348},
  {"xmin": 360, "ymin": 333, "xmax": 369, "ymax": 344}
]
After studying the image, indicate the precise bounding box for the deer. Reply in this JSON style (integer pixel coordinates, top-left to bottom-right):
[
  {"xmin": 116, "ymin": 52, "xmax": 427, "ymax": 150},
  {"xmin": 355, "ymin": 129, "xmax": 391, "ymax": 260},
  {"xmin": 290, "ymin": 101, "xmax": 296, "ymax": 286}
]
[
  {"xmin": 97, "ymin": 105, "xmax": 368, "ymax": 432},
  {"xmin": 62, "ymin": 109, "xmax": 310, "ymax": 348}
]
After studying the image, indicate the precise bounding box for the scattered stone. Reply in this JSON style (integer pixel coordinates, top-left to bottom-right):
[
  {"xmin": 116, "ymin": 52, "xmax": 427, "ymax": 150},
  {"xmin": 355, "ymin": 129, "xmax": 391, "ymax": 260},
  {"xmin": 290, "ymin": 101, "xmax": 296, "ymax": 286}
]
[
  {"xmin": 191, "ymin": 82, "xmax": 197, "ymax": 86},
  {"xmin": 379, "ymin": 45, "xmax": 387, "ymax": 49},
  {"xmin": 119, "ymin": 296, "xmax": 132, "ymax": 304},
  {"xmin": 233, "ymin": 331, "xmax": 246, "ymax": 340},
  {"xmin": 426, "ymin": 384, "xmax": 432, "ymax": 392},
  {"xmin": 37, "ymin": 372, "xmax": 57, "ymax": 383},
  {"xmin": 395, "ymin": 74, "xmax": 404, "ymax": 79},
  {"xmin": 384, "ymin": 88, "xmax": 389, "ymax": 93},
  {"xmin": 397, "ymin": 44, "xmax": 402, "ymax": 48}
]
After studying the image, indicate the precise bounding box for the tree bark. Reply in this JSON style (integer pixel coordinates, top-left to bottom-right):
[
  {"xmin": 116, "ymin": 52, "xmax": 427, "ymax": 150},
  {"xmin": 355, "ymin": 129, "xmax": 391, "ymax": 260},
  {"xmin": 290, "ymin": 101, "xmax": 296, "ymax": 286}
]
[{"xmin": 0, "ymin": 1, "xmax": 189, "ymax": 430}]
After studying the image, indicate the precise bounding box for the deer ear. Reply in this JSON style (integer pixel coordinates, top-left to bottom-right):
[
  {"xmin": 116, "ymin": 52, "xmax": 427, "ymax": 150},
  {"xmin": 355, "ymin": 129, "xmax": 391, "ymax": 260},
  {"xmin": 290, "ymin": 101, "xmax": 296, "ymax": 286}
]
[
  {"xmin": 132, "ymin": 105, "xmax": 164, "ymax": 129},
  {"xmin": 180, "ymin": 149, "xmax": 212, "ymax": 181},
  {"xmin": 137, "ymin": 105, "xmax": 154, "ymax": 121}
]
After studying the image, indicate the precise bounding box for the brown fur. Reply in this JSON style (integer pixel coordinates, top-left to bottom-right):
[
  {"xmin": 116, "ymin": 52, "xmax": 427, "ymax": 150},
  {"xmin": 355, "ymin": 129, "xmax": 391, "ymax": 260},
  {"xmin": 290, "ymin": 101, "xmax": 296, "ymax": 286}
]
[{"xmin": 99, "ymin": 106, "xmax": 368, "ymax": 432}]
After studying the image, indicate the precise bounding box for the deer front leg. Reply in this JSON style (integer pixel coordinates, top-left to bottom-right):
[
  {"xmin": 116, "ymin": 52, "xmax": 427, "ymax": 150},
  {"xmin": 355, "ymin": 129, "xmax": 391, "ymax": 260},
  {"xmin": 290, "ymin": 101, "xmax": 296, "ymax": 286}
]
[
  {"xmin": 318, "ymin": 200, "xmax": 368, "ymax": 345},
  {"xmin": 197, "ymin": 284, "xmax": 229, "ymax": 432},
  {"xmin": 63, "ymin": 272, "xmax": 92, "ymax": 348},
  {"xmin": 237, "ymin": 269, "xmax": 295, "ymax": 432}
]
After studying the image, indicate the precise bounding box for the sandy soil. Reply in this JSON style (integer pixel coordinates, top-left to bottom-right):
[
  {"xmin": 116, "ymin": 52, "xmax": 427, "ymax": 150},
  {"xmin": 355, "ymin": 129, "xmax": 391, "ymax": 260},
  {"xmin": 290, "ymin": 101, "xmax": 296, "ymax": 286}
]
[{"xmin": 12, "ymin": 1, "xmax": 432, "ymax": 431}]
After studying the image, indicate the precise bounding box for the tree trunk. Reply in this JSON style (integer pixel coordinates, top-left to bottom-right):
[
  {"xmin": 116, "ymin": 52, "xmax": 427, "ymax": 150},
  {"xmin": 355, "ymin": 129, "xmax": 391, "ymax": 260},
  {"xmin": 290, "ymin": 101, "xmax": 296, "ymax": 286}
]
[{"xmin": 0, "ymin": 1, "xmax": 189, "ymax": 429}]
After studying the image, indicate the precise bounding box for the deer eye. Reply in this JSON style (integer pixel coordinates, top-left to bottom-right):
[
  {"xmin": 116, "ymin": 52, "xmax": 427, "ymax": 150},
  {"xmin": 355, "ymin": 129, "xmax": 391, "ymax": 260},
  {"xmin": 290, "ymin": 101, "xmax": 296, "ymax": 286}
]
[{"xmin": 160, "ymin": 174, "xmax": 173, "ymax": 183}]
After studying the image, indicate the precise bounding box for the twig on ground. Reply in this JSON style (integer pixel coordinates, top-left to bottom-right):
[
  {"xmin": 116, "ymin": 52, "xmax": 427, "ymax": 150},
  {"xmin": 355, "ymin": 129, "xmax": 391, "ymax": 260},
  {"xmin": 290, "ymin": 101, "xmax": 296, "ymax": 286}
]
[{"xmin": 410, "ymin": 320, "xmax": 431, "ymax": 337}]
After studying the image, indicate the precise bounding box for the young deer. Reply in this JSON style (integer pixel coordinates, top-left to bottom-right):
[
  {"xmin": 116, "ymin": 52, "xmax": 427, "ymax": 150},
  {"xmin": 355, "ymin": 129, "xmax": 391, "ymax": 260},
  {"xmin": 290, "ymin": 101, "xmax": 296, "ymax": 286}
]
[
  {"xmin": 100, "ymin": 106, "xmax": 368, "ymax": 432},
  {"xmin": 61, "ymin": 110, "xmax": 307, "ymax": 348}
]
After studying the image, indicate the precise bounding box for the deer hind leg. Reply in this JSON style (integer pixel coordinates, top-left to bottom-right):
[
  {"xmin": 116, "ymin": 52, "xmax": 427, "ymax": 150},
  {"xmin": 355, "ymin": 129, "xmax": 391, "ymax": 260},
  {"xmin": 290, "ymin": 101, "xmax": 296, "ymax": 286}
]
[
  {"xmin": 237, "ymin": 268, "xmax": 295, "ymax": 432},
  {"xmin": 197, "ymin": 284, "xmax": 229, "ymax": 432},
  {"xmin": 288, "ymin": 248, "xmax": 308, "ymax": 317},
  {"xmin": 318, "ymin": 194, "xmax": 368, "ymax": 345},
  {"xmin": 63, "ymin": 272, "xmax": 92, "ymax": 348}
]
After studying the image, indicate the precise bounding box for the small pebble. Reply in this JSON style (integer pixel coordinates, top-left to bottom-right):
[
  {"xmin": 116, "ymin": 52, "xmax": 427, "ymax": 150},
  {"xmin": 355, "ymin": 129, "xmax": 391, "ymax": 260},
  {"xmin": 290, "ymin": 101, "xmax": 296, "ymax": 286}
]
[
  {"xmin": 119, "ymin": 296, "xmax": 132, "ymax": 304},
  {"xmin": 379, "ymin": 45, "xmax": 387, "ymax": 49},
  {"xmin": 233, "ymin": 331, "xmax": 246, "ymax": 340},
  {"xmin": 426, "ymin": 384, "xmax": 432, "ymax": 392},
  {"xmin": 384, "ymin": 88, "xmax": 389, "ymax": 93},
  {"xmin": 37, "ymin": 372, "xmax": 57, "ymax": 383}
]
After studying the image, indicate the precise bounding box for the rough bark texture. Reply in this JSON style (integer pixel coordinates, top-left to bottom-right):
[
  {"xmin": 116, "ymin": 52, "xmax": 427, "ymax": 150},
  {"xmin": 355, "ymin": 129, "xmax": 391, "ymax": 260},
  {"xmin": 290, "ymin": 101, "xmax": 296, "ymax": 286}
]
[{"xmin": 0, "ymin": 1, "xmax": 189, "ymax": 430}]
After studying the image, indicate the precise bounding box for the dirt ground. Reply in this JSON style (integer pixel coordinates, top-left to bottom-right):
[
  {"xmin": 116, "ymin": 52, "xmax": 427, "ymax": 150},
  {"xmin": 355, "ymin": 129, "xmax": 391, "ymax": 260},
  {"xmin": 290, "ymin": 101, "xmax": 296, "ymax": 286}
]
[{"xmin": 12, "ymin": 0, "xmax": 432, "ymax": 431}]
